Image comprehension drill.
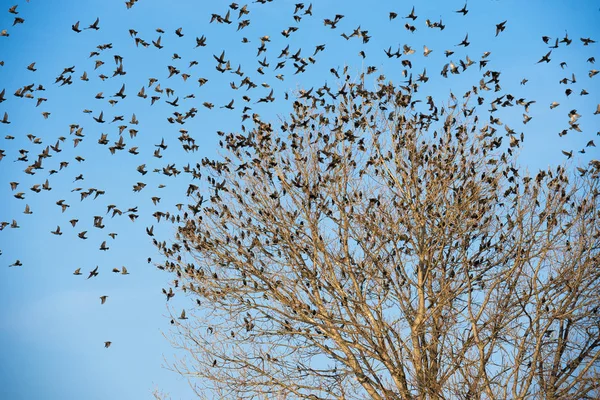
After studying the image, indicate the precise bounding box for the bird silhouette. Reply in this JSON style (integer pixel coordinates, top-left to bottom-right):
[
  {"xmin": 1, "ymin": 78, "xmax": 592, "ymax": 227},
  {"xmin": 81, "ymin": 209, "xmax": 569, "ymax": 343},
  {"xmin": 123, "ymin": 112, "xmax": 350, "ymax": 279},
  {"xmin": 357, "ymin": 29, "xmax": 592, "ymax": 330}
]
[
  {"xmin": 87, "ymin": 18, "xmax": 100, "ymax": 30},
  {"xmin": 88, "ymin": 266, "xmax": 99, "ymax": 279},
  {"xmin": 537, "ymin": 51, "xmax": 552, "ymax": 63},
  {"xmin": 495, "ymin": 21, "xmax": 507, "ymax": 36},
  {"xmin": 456, "ymin": 3, "xmax": 468, "ymax": 15}
]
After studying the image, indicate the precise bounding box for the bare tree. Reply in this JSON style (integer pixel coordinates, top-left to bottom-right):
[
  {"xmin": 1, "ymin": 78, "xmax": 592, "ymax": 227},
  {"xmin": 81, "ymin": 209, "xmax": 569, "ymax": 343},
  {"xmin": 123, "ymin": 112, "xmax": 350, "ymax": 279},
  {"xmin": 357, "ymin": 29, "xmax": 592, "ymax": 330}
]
[{"xmin": 158, "ymin": 75, "xmax": 600, "ymax": 399}]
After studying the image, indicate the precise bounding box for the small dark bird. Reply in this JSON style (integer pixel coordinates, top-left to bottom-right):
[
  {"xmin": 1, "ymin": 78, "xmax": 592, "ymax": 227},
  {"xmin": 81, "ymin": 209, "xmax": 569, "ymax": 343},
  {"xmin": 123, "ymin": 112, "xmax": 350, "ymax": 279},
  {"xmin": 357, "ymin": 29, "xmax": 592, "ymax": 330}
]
[
  {"xmin": 162, "ymin": 287, "xmax": 174, "ymax": 300},
  {"xmin": 457, "ymin": 33, "xmax": 470, "ymax": 47},
  {"xmin": 581, "ymin": 37, "xmax": 596, "ymax": 46},
  {"xmin": 179, "ymin": 309, "xmax": 188, "ymax": 320},
  {"xmin": 455, "ymin": 3, "xmax": 468, "ymax": 15},
  {"xmin": 72, "ymin": 21, "xmax": 81, "ymax": 33},
  {"xmin": 88, "ymin": 266, "xmax": 99, "ymax": 279},
  {"xmin": 100, "ymin": 296, "xmax": 108, "ymax": 305},
  {"xmin": 93, "ymin": 111, "xmax": 105, "ymax": 123},
  {"xmin": 405, "ymin": 6, "xmax": 417, "ymax": 20},
  {"xmin": 195, "ymin": 35, "xmax": 206, "ymax": 47},
  {"xmin": 73, "ymin": 268, "xmax": 82, "ymax": 275},
  {"xmin": 537, "ymin": 51, "xmax": 552, "ymax": 64},
  {"xmin": 222, "ymin": 99, "xmax": 235, "ymax": 109},
  {"xmin": 495, "ymin": 20, "xmax": 507, "ymax": 36},
  {"xmin": 104, "ymin": 341, "xmax": 111, "ymax": 348},
  {"xmin": 87, "ymin": 17, "xmax": 100, "ymax": 30}
]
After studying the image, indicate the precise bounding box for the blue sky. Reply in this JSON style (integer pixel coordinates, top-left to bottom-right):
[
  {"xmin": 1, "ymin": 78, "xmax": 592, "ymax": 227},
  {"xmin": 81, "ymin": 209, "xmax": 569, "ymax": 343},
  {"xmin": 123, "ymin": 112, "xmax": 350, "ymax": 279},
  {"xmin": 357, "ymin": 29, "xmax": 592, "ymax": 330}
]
[{"xmin": 0, "ymin": 0, "xmax": 598, "ymax": 399}]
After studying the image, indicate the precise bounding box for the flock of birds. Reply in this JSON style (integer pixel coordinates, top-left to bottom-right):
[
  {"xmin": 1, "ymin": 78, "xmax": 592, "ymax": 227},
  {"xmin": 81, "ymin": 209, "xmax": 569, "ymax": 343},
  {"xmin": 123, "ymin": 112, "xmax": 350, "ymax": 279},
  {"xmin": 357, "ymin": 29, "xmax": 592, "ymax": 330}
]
[{"xmin": 1, "ymin": 0, "xmax": 598, "ymax": 354}]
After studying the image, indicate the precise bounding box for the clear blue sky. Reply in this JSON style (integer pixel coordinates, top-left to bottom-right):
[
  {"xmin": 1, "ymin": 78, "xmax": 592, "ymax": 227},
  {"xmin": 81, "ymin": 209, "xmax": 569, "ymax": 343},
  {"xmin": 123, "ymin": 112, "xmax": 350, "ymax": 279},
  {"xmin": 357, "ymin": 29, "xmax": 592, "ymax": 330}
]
[{"xmin": 0, "ymin": 0, "xmax": 598, "ymax": 399}]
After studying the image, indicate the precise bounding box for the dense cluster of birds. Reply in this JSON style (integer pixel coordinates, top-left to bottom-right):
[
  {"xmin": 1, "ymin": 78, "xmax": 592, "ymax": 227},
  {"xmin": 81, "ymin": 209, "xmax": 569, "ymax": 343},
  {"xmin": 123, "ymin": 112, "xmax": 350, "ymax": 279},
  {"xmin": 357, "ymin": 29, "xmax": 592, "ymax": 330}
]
[{"xmin": 0, "ymin": 0, "xmax": 598, "ymax": 352}]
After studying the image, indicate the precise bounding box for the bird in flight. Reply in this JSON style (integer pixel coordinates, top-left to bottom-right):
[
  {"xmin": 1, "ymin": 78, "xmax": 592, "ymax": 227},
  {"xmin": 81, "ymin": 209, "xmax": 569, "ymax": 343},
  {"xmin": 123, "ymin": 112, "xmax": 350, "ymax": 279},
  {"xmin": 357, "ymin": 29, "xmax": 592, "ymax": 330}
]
[{"xmin": 88, "ymin": 266, "xmax": 99, "ymax": 279}]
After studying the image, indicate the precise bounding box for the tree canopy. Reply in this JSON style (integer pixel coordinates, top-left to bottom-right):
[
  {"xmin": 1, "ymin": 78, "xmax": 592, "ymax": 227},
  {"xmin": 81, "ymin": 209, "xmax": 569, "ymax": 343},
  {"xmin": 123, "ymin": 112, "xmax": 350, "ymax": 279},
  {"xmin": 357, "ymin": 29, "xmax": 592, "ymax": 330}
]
[{"xmin": 161, "ymin": 77, "xmax": 600, "ymax": 399}]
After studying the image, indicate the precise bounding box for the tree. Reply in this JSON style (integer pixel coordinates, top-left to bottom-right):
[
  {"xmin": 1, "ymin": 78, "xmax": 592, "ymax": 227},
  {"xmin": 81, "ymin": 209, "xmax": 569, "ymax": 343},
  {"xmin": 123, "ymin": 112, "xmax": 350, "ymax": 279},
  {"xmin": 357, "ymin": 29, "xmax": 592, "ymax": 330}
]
[{"xmin": 159, "ymin": 75, "xmax": 600, "ymax": 399}]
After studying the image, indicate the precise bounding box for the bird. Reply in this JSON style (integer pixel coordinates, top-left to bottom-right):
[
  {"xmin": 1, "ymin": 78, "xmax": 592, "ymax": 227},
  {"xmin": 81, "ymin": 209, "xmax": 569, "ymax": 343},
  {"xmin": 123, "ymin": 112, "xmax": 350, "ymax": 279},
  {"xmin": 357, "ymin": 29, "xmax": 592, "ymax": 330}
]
[
  {"xmin": 104, "ymin": 341, "xmax": 112, "ymax": 348},
  {"xmin": 561, "ymin": 150, "xmax": 573, "ymax": 159},
  {"xmin": 455, "ymin": 3, "xmax": 468, "ymax": 15},
  {"xmin": 88, "ymin": 266, "xmax": 99, "ymax": 279},
  {"xmin": 537, "ymin": 51, "xmax": 552, "ymax": 63},
  {"xmin": 179, "ymin": 309, "xmax": 188, "ymax": 319},
  {"xmin": 162, "ymin": 287, "xmax": 175, "ymax": 300},
  {"xmin": 457, "ymin": 33, "xmax": 470, "ymax": 47},
  {"xmin": 581, "ymin": 37, "xmax": 596, "ymax": 45},
  {"xmin": 195, "ymin": 35, "xmax": 206, "ymax": 47},
  {"xmin": 87, "ymin": 18, "xmax": 100, "ymax": 30},
  {"xmin": 222, "ymin": 99, "xmax": 235, "ymax": 109},
  {"xmin": 405, "ymin": 6, "xmax": 417, "ymax": 20},
  {"xmin": 93, "ymin": 111, "xmax": 105, "ymax": 123},
  {"xmin": 100, "ymin": 296, "xmax": 108, "ymax": 304},
  {"xmin": 495, "ymin": 21, "xmax": 507, "ymax": 36},
  {"xmin": 152, "ymin": 35, "xmax": 164, "ymax": 49},
  {"xmin": 73, "ymin": 268, "xmax": 82, "ymax": 275}
]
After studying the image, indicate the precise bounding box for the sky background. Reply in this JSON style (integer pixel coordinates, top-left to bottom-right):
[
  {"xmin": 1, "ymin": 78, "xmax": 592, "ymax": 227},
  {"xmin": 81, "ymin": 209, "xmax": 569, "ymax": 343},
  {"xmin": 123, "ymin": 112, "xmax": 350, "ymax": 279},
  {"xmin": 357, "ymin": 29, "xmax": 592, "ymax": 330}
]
[{"xmin": 0, "ymin": 0, "xmax": 598, "ymax": 399}]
